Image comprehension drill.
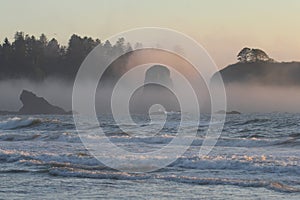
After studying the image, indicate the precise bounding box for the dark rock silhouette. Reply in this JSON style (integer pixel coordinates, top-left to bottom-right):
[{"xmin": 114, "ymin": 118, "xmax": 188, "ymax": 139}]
[
  {"xmin": 130, "ymin": 65, "xmax": 180, "ymax": 114},
  {"xmin": 144, "ymin": 65, "xmax": 173, "ymax": 87},
  {"xmin": 216, "ymin": 110, "xmax": 241, "ymax": 115},
  {"xmin": 214, "ymin": 61, "xmax": 300, "ymax": 85},
  {"xmin": 212, "ymin": 47, "xmax": 300, "ymax": 86},
  {"xmin": 18, "ymin": 90, "xmax": 68, "ymax": 114},
  {"xmin": 0, "ymin": 90, "xmax": 70, "ymax": 115}
]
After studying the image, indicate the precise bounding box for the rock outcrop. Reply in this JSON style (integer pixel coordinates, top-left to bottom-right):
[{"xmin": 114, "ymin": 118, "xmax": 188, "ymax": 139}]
[
  {"xmin": 212, "ymin": 48, "xmax": 300, "ymax": 86},
  {"xmin": 213, "ymin": 61, "xmax": 300, "ymax": 86},
  {"xmin": 18, "ymin": 90, "xmax": 68, "ymax": 114},
  {"xmin": 216, "ymin": 110, "xmax": 241, "ymax": 115},
  {"xmin": 144, "ymin": 65, "xmax": 173, "ymax": 87},
  {"xmin": 130, "ymin": 65, "xmax": 180, "ymax": 114}
]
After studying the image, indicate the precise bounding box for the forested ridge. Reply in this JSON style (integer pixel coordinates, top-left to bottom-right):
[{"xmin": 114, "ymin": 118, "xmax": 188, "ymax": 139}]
[{"xmin": 0, "ymin": 32, "xmax": 135, "ymax": 81}]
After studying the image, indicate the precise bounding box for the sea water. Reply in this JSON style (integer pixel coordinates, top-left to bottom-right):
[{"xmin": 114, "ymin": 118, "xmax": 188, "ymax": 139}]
[{"xmin": 0, "ymin": 113, "xmax": 300, "ymax": 199}]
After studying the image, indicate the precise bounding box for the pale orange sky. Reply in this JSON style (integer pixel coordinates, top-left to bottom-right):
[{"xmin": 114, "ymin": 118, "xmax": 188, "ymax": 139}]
[{"xmin": 1, "ymin": 0, "xmax": 300, "ymax": 68}]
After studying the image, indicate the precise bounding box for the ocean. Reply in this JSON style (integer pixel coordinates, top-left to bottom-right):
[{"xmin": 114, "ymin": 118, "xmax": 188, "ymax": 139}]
[{"xmin": 1, "ymin": 113, "xmax": 300, "ymax": 199}]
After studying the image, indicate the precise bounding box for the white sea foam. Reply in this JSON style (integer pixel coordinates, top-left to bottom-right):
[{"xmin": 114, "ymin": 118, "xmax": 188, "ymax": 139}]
[
  {"xmin": 1, "ymin": 113, "xmax": 300, "ymax": 196},
  {"xmin": 0, "ymin": 117, "xmax": 41, "ymax": 130}
]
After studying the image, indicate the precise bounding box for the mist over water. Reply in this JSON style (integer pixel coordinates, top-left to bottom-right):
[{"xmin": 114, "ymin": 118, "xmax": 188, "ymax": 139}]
[
  {"xmin": 225, "ymin": 83, "xmax": 300, "ymax": 113},
  {"xmin": 0, "ymin": 78, "xmax": 73, "ymax": 111},
  {"xmin": 1, "ymin": 76, "xmax": 300, "ymax": 114},
  {"xmin": 0, "ymin": 42, "xmax": 299, "ymax": 114}
]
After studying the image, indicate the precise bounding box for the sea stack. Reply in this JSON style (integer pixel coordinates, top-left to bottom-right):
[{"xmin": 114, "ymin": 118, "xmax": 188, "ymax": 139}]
[
  {"xmin": 130, "ymin": 65, "xmax": 180, "ymax": 114},
  {"xmin": 18, "ymin": 90, "xmax": 68, "ymax": 114}
]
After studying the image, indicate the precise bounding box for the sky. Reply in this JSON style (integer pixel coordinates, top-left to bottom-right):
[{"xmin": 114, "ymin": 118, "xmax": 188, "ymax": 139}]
[{"xmin": 1, "ymin": 0, "xmax": 300, "ymax": 68}]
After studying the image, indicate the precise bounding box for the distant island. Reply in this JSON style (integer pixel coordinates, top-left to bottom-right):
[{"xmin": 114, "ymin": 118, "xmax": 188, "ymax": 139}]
[{"xmin": 212, "ymin": 47, "xmax": 300, "ymax": 86}]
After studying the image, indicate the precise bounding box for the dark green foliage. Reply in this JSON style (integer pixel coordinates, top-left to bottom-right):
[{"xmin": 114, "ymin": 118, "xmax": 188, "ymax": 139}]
[
  {"xmin": 237, "ymin": 47, "xmax": 273, "ymax": 63},
  {"xmin": 0, "ymin": 32, "xmax": 131, "ymax": 81}
]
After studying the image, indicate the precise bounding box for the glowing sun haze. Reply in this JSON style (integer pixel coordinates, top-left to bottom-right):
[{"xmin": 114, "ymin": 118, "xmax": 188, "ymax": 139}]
[{"xmin": 1, "ymin": 0, "xmax": 299, "ymax": 68}]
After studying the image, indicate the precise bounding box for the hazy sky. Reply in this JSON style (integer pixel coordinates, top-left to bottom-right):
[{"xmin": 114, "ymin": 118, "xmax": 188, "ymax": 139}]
[{"xmin": 1, "ymin": 0, "xmax": 300, "ymax": 68}]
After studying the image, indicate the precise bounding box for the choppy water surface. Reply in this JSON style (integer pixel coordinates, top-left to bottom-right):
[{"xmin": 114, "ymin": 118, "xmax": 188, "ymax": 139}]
[{"xmin": 1, "ymin": 113, "xmax": 300, "ymax": 199}]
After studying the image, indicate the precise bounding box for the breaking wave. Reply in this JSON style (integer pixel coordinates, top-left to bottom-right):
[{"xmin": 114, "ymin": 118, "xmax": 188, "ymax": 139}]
[{"xmin": 0, "ymin": 117, "xmax": 41, "ymax": 130}]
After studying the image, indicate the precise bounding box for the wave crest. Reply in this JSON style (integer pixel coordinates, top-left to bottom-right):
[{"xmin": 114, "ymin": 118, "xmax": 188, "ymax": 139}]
[{"xmin": 0, "ymin": 117, "xmax": 41, "ymax": 130}]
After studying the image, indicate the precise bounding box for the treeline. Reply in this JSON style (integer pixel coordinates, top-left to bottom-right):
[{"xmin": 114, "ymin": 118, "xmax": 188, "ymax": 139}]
[{"xmin": 0, "ymin": 32, "xmax": 135, "ymax": 81}]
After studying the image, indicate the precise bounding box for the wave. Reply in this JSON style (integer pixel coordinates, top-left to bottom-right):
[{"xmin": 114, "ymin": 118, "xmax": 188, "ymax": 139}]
[
  {"xmin": 159, "ymin": 176, "xmax": 300, "ymax": 193},
  {"xmin": 48, "ymin": 167, "xmax": 300, "ymax": 193},
  {"xmin": 0, "ymin": 116, "xmax": 75, "ymax": 133},
  {"xmin": 170, "ymin": 155, "xmax": 300, "ymax": 175},
  {"xmin": 1, "ymin": 146, "xmax": 300, "ymax": 193},
  {"xmin": 2, "ymin": 148, "xmax": 300, "ymax": 176},
  {"xmin": 108, "ymin": 136, "xmax": 278, "ymax": 148},
  {"xmin": 0, "ymin": 128, "xmax": 281, "ymax": 147},
  {"xmin": 0, "ymin": 132, "xmax": 81, "ymax": 142},
  {"xmin": 274, "ymin": 138, "xmax": 300, "ymax": 147},
  {"xmin": 233, "ymin": 118, "xmax": 270, "ymax": 126},
  {"xmin": 49, "ymin": 167, "xmax": 150, "ymax": 180},
  {"xmin": 0, "ymin": 117, "xmax": 41, "ymax": 130}
]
